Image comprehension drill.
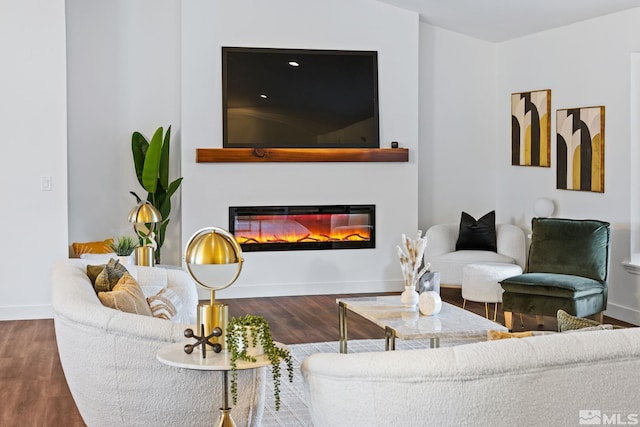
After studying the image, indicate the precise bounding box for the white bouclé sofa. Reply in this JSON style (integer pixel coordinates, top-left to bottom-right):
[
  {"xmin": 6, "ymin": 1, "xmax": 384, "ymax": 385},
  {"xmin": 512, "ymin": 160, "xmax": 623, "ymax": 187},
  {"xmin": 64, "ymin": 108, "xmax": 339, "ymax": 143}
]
[
  {"xmin": 301, "ymin": 327, "xmax": 640, "ymax": 427},
  {"xmin": 52, "ymin": 259, "xmax": 266, "ymax": 427}
]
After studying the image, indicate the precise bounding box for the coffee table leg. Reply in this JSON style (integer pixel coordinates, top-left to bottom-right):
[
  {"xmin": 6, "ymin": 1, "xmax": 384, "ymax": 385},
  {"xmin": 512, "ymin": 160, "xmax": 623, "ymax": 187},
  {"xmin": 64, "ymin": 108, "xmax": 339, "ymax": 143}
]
[
  {"xmin": 384, "ymin": 327, "xmax": 396, "ymax": 351},
  {"xmin": 429, "ymin": 337, "xmax": 440, "ymax": 348},
  {"xmin": 339, "ymin": 302, "xmax": 348, "ymax": 354}
]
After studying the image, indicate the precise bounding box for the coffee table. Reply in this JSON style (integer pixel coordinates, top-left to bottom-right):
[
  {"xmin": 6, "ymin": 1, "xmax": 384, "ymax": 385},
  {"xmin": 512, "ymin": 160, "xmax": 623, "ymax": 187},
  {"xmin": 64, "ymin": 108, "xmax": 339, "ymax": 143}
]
[{"xmin": 337, "ymin": 295, "xmax": 508, "ymax": 353}]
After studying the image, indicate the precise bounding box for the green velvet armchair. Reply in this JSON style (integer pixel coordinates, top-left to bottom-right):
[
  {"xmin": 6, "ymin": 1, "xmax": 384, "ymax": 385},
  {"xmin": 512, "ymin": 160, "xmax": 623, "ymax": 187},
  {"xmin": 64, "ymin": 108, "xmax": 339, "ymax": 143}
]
[{"xmin": 500, "ymin": 218, "xmax": 610, "ymax": 330}]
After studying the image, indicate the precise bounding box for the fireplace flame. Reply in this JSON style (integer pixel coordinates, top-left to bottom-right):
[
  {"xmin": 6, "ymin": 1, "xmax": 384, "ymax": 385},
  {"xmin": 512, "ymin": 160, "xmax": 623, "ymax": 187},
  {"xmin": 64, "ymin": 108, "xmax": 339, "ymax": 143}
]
[{"xmin": 234, "ymin": 216, "xmax": 371, "ymax": 245}]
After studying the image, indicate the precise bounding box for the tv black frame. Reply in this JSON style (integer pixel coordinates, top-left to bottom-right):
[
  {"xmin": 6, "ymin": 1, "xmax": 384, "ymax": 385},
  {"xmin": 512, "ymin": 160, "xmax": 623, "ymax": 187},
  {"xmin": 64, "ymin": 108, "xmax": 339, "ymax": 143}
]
[{"xmin": 222, "ymin": 47, "xmax": 380, "ymax": 149}]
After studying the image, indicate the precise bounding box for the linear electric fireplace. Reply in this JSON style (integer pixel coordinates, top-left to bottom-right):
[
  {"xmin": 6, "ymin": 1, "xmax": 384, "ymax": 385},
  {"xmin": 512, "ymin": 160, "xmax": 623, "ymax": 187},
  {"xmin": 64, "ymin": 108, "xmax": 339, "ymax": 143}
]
[{"xmin": 229, "ymin": 205, "xmax": 375, "ymax": 252}]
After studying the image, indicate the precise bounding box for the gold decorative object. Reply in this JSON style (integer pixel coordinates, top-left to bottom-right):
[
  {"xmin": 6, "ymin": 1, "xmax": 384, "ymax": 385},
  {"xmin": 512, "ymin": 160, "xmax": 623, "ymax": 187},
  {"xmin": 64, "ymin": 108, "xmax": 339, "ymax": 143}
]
[
  {"xmin": 184, "ymin": 227, "xmax": 244, "ymax": 427},
  {"xmin": 184, "ymin": 227, "xmax": 244, "ymax": 353},
  {"xmin": 128, "ymin": 201, "xmax": 162, "ymax": 266}
]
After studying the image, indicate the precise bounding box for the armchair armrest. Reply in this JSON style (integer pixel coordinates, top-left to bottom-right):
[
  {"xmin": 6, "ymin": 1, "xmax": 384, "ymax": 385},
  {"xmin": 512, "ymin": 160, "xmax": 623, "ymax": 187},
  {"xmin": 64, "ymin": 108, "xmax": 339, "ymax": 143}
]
[
  {"xmin": 425, "ymin": 224, "xmax": 458, "ymax": 259},
  {"xmin": 496, "ymin": 224, "xmax": 527, "ymax": 269}
]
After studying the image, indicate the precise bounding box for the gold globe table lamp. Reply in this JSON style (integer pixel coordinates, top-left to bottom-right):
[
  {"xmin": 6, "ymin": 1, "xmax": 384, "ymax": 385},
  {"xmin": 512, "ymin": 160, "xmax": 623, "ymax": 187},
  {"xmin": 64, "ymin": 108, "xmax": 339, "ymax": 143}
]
[
  {"xmin": 184, "ymin": 227, "xmax": 244, "ymax": 352},
  {"xmin": 128, "ymin": 201, "xmax": 163, "ymax": 266}
]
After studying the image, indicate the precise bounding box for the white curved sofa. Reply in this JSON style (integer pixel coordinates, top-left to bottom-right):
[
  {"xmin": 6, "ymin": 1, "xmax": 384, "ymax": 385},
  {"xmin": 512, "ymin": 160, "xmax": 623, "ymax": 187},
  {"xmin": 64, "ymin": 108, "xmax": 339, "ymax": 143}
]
[
  {"xmin": 425, "ymin": 223, "xmax": 527, "ymax": 286},
  {"xmin": 52, "ymin": 259, "xmax": 266, "ymax": 427},
  {"xmin": 301, "ymin": 327, "xmax": 640, "ymax": 427}
]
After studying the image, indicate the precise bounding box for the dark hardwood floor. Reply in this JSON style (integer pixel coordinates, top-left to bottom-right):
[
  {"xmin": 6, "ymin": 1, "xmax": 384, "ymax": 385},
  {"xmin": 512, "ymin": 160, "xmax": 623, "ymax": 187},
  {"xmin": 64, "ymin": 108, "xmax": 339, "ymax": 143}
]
[{"xmin": 0, "ymin": 288, "xmax": 635, "ymax": 427}]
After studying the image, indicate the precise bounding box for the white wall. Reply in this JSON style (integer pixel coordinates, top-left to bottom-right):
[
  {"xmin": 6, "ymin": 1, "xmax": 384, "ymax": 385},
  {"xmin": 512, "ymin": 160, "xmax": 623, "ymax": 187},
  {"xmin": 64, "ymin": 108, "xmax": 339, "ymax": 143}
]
[
  {"xmin": 418, "ymin": 25, "xmax": 498, "ymax": 229},
  {"xmin": 419, "ymin": 9, "xmax": 640, "ymax": 324},
  {"xmin": 495, "ymin": 9, "xmax": 640, "ymax": 324},
  {"xmin": 0, "ymin": 0, "xmax": 68, "ymax": 319},
  {"xmin": 66, "ymin": 0, "xmax": 182, "ymax": 265},
  {"xmin": 181, "ymin": 0, "xmax": 420, "ymax": 298},
  {"xmin": 630, "ymin": 54, "xmax": 640, "ymax": 264}
]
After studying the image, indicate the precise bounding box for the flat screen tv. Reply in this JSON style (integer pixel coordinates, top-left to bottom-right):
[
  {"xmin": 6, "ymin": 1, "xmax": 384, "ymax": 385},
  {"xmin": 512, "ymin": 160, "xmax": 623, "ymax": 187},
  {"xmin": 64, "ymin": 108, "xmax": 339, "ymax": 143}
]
[{"xmin": 222, "ymin": 47, "xmax": 379, "ymax": 149}]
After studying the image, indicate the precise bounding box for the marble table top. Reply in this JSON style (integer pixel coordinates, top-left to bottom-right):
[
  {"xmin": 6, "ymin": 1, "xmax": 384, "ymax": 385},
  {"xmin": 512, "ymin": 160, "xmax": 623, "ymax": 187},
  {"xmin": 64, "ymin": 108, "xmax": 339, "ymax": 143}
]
[
  {"xmin": 157, "ymin": 342, "xmax": 288, "ymax": 371},
  {"xmin": 337, "ymin": 295, "xmax": 507, "ymax": 340}
]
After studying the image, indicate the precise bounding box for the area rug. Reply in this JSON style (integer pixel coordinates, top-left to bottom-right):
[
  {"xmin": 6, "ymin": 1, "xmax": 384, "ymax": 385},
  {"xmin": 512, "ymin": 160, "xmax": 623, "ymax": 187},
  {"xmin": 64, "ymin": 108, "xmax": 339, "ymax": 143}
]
[{"xmin": 260, "ymin": 337, "xmax": 484, "ymax": 426}]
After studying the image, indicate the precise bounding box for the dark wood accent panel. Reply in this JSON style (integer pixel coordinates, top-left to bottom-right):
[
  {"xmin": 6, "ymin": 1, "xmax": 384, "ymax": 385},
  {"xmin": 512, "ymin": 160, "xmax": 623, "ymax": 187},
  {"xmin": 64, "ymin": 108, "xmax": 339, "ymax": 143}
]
[{"xmin": 196, "ymin": 147, "xmax": 409, "ymax": 163}]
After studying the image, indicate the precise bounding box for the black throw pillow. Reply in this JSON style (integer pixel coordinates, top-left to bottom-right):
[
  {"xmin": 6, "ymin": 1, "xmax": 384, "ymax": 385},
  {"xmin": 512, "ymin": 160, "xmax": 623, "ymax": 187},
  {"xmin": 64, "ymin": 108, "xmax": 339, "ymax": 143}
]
[{"xmin": 455, "ymin": 211, "xmax": 497, "ymax": 252}]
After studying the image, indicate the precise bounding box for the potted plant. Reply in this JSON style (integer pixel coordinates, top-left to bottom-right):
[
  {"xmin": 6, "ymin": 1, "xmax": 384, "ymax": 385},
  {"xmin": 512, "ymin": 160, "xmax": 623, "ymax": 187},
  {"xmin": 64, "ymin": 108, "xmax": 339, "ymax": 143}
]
[
  {"xmin": 109, "ymin": 236, "xmax": 138, "ymax": 265},
  {"xmin": 227, "ymin": 314, "xmax": 293, "ymax": 411},
  {"xmin": 130, "ymin": 125, "xmax": 183, "ymax": 264}
]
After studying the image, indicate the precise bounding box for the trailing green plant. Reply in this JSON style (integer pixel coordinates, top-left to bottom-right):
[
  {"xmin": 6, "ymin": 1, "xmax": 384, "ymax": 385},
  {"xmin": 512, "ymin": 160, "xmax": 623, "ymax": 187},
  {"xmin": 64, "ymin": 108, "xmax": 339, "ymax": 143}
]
[
  {"xmin": 227, "ymin": 314, "xmax": 293, "ymax": 411},
  {"xmin": 130, "ymin": 125, "xmax": 183, "ymax": 264},
  {"xmin": 109, "ymin": 236, "xmax": 138, "ymax": 256}
]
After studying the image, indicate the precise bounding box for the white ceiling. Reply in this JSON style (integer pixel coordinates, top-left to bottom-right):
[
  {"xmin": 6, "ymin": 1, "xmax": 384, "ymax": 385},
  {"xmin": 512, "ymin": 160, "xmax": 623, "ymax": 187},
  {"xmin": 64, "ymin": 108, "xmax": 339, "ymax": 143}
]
[{"xmin": 377, "ymin": 0, "xmax": 640, "ymax": 42}]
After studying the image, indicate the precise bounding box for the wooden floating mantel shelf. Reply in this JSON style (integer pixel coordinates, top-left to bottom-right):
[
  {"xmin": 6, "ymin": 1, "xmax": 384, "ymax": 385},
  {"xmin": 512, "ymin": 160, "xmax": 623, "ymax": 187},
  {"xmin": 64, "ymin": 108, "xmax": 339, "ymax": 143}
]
[{"xmin": 196, "ymin": 148, "xmax": 409, "ymax": 163}]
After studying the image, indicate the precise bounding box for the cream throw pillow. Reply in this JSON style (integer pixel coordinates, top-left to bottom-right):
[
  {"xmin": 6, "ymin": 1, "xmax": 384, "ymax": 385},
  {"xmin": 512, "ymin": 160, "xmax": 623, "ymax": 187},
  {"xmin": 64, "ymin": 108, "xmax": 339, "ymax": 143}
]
[
  {"xmin": 98, "ymin": 272, "xmax": 152, "ymax": 316},
  {"xmin": 147, "ymin": 288, "xmax": 182, "ymax": 320}
]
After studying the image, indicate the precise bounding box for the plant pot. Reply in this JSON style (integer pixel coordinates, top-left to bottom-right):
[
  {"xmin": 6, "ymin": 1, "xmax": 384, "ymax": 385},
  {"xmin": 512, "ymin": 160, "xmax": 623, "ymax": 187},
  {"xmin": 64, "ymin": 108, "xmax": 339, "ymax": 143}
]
[
  {"xmin": 231, "ymin": 327, "xmax": 264, "ymax": 357},
  {"xmin": 117, "ymin": 254, "xmax": 135, "ymax": 266}
]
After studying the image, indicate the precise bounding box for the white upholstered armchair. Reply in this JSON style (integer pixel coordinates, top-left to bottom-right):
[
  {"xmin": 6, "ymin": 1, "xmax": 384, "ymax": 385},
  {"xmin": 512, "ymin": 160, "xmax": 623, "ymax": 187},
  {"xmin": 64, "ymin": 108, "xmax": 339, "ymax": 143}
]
[{"xmin": 424, "ymin": 223, "xmax": 526, "ymax": 287}]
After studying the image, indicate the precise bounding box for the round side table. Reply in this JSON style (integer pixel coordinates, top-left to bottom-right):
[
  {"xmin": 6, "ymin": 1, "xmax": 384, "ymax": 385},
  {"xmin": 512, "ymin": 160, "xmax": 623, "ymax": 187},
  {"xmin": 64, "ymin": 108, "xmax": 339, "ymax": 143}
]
[{"xmin": 157, "ymin": 342, "xmax": 286, "ymax": 427}]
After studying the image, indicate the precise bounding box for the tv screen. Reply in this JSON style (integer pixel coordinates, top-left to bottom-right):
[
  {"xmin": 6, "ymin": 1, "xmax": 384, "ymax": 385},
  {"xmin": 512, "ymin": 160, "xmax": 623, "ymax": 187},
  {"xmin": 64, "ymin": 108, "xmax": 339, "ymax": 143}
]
[{"xmin": 222, "ymin": 47, "xmax": 379, "ymax": 149}]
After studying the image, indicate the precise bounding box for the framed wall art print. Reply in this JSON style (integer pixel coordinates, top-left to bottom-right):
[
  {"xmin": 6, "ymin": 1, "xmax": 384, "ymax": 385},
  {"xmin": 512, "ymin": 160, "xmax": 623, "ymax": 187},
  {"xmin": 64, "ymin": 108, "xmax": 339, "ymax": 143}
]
[
  {"xmin": 511, "ymin": 89, "xmax": 551, "ymax": 167},
  {"xmin": 556, "ymin": 106, "xmax": 605, "ymax": 193}
]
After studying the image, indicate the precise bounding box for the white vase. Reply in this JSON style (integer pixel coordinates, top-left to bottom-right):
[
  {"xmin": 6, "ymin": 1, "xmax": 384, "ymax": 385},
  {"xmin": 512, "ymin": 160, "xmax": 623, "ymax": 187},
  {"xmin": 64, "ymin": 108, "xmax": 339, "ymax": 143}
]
[{"xmin": 401, "ymin": 286, "xmax": 419, "ymax": 307}]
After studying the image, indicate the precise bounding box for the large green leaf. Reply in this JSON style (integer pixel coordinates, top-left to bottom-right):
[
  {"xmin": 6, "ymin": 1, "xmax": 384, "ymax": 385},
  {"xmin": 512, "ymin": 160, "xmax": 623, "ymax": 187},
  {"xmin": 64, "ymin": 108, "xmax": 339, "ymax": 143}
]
[
  {"xmin": 142, "ymin": 127, "xmax": 163, "ymax": 193},
  {"xmin": 165, "ymin": 177, "xmax": 182, "ymax": 199},
  {"xmin": 155, "ymin": 219, "xmax": 170, "ymax": 263},
  {"xmin": 154, "ymin": 183, "xmax": 169, "ymax": 220},
  {"xmin": 131, "ymin": 132, "xmax": 149, "ymax": 189},
  {"xmin": 159, "ymin": 125, "xmax": 171, "ymax": 191},
  {"xmin": 158, "ymin": 178, "xmax": 182, "ymax": 219}
]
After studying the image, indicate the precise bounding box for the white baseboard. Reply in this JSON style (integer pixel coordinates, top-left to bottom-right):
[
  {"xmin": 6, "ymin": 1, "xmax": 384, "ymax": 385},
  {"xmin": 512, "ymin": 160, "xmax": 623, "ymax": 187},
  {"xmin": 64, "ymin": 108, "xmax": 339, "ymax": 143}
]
[
  {"xmin": 605, "ymin": 302, "xmax": 640, "ymax": 326},
  {"xmin": 209, "ymin": 279, "xmax": 405, "ymax": 300},
  {"xmin": 0, "ymin": 304, "xmax": 54, "ymax": 321}
]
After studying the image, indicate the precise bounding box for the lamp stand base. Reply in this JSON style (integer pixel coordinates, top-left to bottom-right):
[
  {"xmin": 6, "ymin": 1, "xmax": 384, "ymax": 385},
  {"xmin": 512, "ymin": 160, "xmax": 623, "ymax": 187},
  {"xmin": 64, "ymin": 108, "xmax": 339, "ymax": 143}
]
[
  {"xmin": 216, "ymin": 408, "xmax": 236, "ymax": 427},
  {"xmin": 135, "ymin": 246, "xmax": 155, "ymax": 266},
  {"xmin": 197, "ymin": 303, "xmax": 228, "ymax": 351}
]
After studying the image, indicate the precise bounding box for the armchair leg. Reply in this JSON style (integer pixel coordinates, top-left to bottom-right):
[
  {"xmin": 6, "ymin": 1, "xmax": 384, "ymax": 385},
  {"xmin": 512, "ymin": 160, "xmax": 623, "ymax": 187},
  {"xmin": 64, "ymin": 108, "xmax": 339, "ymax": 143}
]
[
  {"xmin": 484, "ymin": 303, "xmax": 489, "ymax": 319},
  {"xmin": 462, "ymin": 299, "xmax": 467, "ymax": 310},
  {"xmin": 596, "ymin": 311, "xmax": 604, "ymax": 323},
  {"xmin": 519, "ymin": 313, "xmax": 524, "ymax": 327},
  {"xmin": 504, "ymin": 311, "xmax": 513, "ymax": 330},
  {"xmin": 535, "ymin": 315, "xmax": 544, "ymax": 326}
]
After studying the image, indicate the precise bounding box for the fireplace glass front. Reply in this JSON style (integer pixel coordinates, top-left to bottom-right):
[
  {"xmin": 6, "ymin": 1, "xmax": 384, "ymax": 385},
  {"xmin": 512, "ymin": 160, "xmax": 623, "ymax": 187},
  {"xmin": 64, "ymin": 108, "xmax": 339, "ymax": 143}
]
[{"xmin": 229, "ymin": 205, "xmax": 375, "ymax": 252}]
